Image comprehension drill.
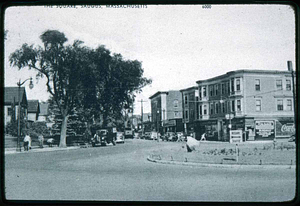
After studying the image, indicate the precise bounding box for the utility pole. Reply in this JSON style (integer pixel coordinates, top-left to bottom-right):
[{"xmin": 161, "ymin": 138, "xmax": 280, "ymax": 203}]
[
  {"xmin": 287, "ymin": 61, "xmax": 296, "ymax": 142},
  {"xmin": 138, "ymin": 99, "xmax": 147, "ymax": 135}
]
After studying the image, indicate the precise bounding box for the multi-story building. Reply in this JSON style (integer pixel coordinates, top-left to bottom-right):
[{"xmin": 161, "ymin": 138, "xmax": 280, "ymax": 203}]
[
  {"xmin": 149, "ymin": 91, "xmax": 183, "ymax": 134},
  {"xmin": 194, "ymin": 69, "xmax": 295, "ymax": 141},
  {"xmin": 180, "ymin": 86, "xmax": 200, "ymax": 138}
]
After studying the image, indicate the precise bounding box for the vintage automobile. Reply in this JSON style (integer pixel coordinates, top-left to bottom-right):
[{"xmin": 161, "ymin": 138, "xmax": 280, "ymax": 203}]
[
  {"xmin": 116, "ymin": 132, "xmax": 125, "ymax": 143},
  {"xmin": 91, "ymin": 129, "xmax": 116, "ymax": 146}
]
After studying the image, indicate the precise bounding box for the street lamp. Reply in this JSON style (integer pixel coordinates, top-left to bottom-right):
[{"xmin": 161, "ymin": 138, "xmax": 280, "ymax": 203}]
[{"xmin": 16, "ymin": 77, "xmax": 34, "ymax": 152}]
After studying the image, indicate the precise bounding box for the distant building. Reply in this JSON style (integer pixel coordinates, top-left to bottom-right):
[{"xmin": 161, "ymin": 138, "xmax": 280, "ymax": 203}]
[
  {"xmin": 4, "ymin": 87, "xmax": 28, "ymax": 126},
  {"xmin": 194, "ymin": 69, "xmax": 295, "ymax": 141},
  {"xmin": 27, "ymin": 100, "xmax": 40, "ymax": 122},
  {"xmin": 38, "ymin": 103, "xmax": 49, "ymax": 121},
  {"xmin": 149, "ymin": 91, "xmax": 183, "ymax": 134}
]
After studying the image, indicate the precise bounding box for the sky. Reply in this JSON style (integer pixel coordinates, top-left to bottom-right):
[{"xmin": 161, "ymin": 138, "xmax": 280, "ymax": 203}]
[{"xmin": 4, "ymin": 4, "xmax": 296, "ymax": 115}]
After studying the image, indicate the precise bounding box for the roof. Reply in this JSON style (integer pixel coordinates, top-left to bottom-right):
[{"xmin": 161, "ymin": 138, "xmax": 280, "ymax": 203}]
[
  {"xmin": 196, "ymin": 69, "xmax": 294, "ymax": 84},
  {"xmin": 4, "ymin": 87, "xmax": 27, "ymax": 105},
  {"xmin": 39, "ymin": 103, "xmax": 49, "ymax": 116},
  {"xmin": 149, "ymin": 91, "xmax": 168, "ymax": 100},
  {"xmin": 179, "ymin": 86, "xmax": 198, "ymax": 92},
  {"xmin": 28, "ymin": 100, "xmax": 40, "ymax": 113}
]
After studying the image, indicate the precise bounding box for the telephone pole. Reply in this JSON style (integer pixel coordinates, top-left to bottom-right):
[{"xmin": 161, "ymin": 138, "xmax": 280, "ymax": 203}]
[
  {"xmin": 138, "ymin": 99, "xmax": 147, "ymax": 134},
  {"xmin": 287, "ymin": 61, "xmax": 296, "ymax": 142}
]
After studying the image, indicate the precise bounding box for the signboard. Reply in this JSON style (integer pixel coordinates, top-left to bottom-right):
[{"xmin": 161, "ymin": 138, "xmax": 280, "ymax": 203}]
[
  {"xmin": 230, "ymin": 130, "xmax": 242, "ymax": 143},
  {"xmin": 255, "ymin": 120, "xmax": 275, "ymax": 140},
  {"xmin": 276, "ymin": 120, "xmax": 295, "ymax": 137}
]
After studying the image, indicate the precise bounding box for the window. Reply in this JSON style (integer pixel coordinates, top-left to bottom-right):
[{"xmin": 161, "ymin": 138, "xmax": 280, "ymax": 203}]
[
  {"xmin": 222, "ymin": 102, "xmax": 225, "ymax": 113},
  {"xmin": 203, "ymin": 105, "xmax": 207, "ymax": 115},
  {"xmin": 210, "ymin": 103, "xmax": 214, "ymax": 115},
  {"xmin": 7, "ymin": 107, "xmax": 12, "ymax": 116},
  {"xmin": 237, "ymin": 100, "xmax": 241, "ymax": 111},
  {"xmin": 203, "ymin": 86, "xmax": 207, "ymax": 97},
  {"xmin": 184, "ymin": 95, "xmax": 188, "ymax": 104},
  {"xmin": 256, "ymin": 99, "xmax": 261, "ymax": 111},
  {"xmin": 215, "ymin": 84, "xmax": 219, "ymax": 96},
  {"xmin": 199, "ymin": 105, "xmax": 202, "ymax": 116},
  {"xmin": 286, "ymin": 80, "xmax": 291, "ymax": 91},
  {"xmin": 221, "ymin": 83, "xmax": 225, "ymax": 95},
  {"xmin": 210, "ymin": 85, "xmax": 213, "ymax": 97},
  {"xmin": 227, "ymin": 101, "xmax": 231, "ymax": 113},
  {"xmin": 287, "ymin": 99, "xmax": 292, "ymax": 111},
  {"xmin": 255, "ymin": 79, "xmax": 260, "ymax": 91},
  {"xmin": 276, "ymin": 80, "xmax": 283, "ymax": 90},
  {"xmin": 231, "ymin": 78, "xmax": 235, "ymax": 92},
  {"xmin": 227, "ymin": 82, "xmax": 230, "ymax": 94},
  {"xmin": 173, "ymin": 99, "xmax": 179, "ymax": 108},
  {"xmin": 185, "ymin": 110, "xmax": 189, "ymax": 120},
  {"xmin": 277, "ymin": 99, "xmax": 283, "ymax": 111},
  {"xmin": 196, "ymin": 96, "xmax": 199, "ymax": 102},
  {"xmin": 174, "ymin": 111, "xmax": 179, "ymax": 117},
  {"xmin": 215, "ymin": 102, "xmax": 219, "ymax": 114},
  {"xmin": 236, "ymin": 79, "xmax": 240, "ymax": 91},
  {"xmin": 199, "ymin": 87, "xmax": 202, "ymax": 98},
  {"xmin": 231, "ymin": 100, "xmax": 235, "ymax": 112}
]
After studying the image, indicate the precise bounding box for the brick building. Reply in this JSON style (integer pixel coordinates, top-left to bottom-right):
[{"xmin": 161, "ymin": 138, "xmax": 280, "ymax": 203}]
[{"xmin": 149, "ymin": 91, "xmax": 183, "ymax": 134}]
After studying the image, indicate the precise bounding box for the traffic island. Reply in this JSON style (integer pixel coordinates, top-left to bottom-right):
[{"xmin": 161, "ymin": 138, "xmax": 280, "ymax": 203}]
[{"xmin": 147, "ymin": 140, "xmax": 296, "ymax": 169}]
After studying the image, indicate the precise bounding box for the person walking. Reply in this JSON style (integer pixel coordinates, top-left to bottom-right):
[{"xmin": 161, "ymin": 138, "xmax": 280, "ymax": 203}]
[
  {"xmin": 200, "ymin": 132, "xmax": 207, "ymax": 141},
  {"xmin": 23, "ymin": 133, "xmax": 31, "ymax": 151}
]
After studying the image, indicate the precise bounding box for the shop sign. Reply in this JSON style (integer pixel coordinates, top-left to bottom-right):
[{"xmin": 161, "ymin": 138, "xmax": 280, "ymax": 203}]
[
  {"xmin": 255, "ymin": 120, "xmax": 275, "ymax": 139},
  {"xmin": 276, "ymin": 121, "xmax": 295, "ymax": 137},
  {"xmin": 230, "ymin": 130, "xmax": 242, "ymax": 143}
]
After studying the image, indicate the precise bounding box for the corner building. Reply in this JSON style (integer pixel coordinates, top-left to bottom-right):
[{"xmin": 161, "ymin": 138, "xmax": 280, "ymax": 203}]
[{"xmin": 195, "ymin": 70, "xmax": 295, "ymax": 141}]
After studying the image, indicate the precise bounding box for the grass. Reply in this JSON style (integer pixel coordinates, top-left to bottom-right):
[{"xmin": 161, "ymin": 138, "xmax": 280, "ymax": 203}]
[{"xmin": 150, "ymin": 140, "xmax": 296, "ymax": 165}]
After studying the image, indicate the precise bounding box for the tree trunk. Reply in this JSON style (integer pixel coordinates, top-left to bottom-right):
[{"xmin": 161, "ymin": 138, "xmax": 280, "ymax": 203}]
[{"xmin": 59, "ymin": 113, "xmax": 68, "ymax": 148}]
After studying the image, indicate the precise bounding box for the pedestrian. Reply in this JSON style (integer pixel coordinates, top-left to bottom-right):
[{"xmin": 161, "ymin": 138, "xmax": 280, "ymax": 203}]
[
  {"xmin": 23, "ymin": 133, "xmax": 31, "ymax": 151},
  {"xmin": 200, "ymin": 132, "xmax": 206, "ymax": 141},
  {"xmin": 38, "ymin": 134, "xmax": 44, "ymax": 148}
]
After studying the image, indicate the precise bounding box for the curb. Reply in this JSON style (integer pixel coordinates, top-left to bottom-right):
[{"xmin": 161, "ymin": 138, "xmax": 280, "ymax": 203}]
[
  {"xmin": 147, "ymin": 156, "xmax": 295, "ymax": 170},
  {"xmin": 5, "ymin": 146, "xmax": 81, "ymax": 155}
]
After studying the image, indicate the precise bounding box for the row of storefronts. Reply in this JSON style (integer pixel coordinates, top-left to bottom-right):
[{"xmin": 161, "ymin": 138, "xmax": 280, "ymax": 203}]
[{"xmin": 187, "ymin": 117, "xmax": 295, "ymax": 141}]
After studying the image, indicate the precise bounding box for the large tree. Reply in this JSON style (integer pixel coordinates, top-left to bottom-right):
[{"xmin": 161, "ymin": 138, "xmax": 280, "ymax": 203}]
[{"xmin": 10, "ymin": 30, "xmax": 151, "ymax": 147}]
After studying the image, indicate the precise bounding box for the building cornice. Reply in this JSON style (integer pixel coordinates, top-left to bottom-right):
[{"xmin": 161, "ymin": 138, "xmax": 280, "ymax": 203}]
[{"xmin": 196, "ymin": 69, "xmax": 293, "ymax": 84}]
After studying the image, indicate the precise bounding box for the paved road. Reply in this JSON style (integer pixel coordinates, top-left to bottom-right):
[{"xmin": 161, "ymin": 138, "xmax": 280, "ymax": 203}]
[{"xmin": 4, "ymin": 139, "xmax": 296, "ymax": 202}]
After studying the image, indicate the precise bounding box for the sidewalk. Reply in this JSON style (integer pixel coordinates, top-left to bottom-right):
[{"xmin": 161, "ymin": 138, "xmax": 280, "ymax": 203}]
[{"xmin": 5, "ymin": 145, "xmax": 81, "ymax": 155}]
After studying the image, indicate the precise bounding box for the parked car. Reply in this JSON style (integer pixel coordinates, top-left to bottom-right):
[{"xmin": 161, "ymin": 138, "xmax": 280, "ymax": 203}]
[
  {"xmin": 91, "ymin": 129, "xmax": 116, "ymax": 146},
  {"xmin": 165, "ymin": 132, "xmax": 177, "ymax": 142},
  {"xmin": 116, "ymin": 132, "xmax": 125, "ymax": 143},
  {"xmin": 150, "ymin": 132, "xmax": 158, "ymax": 140},
  {"xmin": 143, "ymin": 132, "xmax": 151, "ymax": 140}
]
